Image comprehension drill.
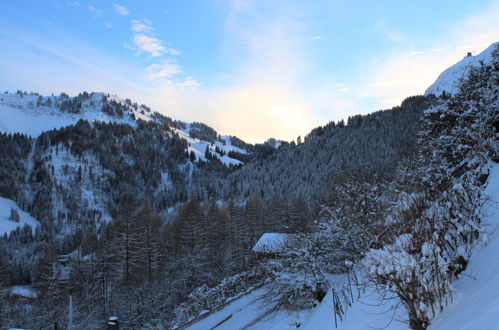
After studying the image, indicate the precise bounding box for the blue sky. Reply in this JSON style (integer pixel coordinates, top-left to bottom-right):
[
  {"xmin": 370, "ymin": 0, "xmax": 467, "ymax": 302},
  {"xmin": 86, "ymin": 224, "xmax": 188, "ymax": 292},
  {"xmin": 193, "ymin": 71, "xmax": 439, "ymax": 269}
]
[{"xmin": 1, "ymin": 0, "xmax": 498, "ymax": 142}]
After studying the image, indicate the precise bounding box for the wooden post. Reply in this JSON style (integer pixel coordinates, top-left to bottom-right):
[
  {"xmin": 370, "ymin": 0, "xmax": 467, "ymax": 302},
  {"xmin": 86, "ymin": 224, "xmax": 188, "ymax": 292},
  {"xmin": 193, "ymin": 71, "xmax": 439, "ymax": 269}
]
[
  {"xmin": 332, "ymin": 288, "xmax": 337, "ymax": 328},
  {"xmin": 68, "ymin": 293, "xmax": 73, "ymax": 330},
  {"xmin": 347, "ymin": 269, "xmax": 354, "ymax": 303}
]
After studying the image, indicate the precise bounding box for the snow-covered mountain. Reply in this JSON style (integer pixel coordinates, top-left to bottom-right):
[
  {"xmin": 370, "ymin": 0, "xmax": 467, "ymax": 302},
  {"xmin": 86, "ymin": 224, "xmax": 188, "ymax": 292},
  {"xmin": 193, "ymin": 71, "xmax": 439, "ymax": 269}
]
[
  {"xmin": 0, "ymin": 91, "xmax": 251, "ymax": 166},
  {"xmin": 0, "ymin": 92, "xmax": 145, "ymax": 136},
  {"xmin": 425, "ymin": 42, "xmax": 498, "ymax": 96}
]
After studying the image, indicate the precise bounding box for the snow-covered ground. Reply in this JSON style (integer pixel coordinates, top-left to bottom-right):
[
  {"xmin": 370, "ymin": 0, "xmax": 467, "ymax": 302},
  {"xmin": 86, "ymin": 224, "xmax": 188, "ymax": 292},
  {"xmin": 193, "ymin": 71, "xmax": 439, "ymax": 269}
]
[
  {"xmin": 0, "ymin": 92, "xmax": 140, "ymax": 137},
  {"xmin": 425, "ymin": 42, "xmax": 497, "ymax": 96},
  {"xmin": 0, "ymin": 196, "xmax": 39, "ymax": 236},
  {"xmin": 175, "ymin": 124, "xmax": 248, "ymax": 166},
  {"xmin": 0, "ymin": 92, "xmax": 249, "ymax": 166},
  {"xmin": 185, "ymin": 288, "xmax": 307, "ymax": 330},
  {"xmin": 429, "ymin": 164, "xmax": 499, "ymax": 330},
  {"xmin": 185, "ymin": 164, "xmax": 499, "ymax": 330}
]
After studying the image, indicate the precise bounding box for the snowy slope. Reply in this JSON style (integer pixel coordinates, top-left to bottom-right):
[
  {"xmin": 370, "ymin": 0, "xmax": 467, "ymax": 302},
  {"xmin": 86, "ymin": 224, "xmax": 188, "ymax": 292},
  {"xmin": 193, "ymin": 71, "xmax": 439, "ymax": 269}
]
[
  {"xmin": 184, "ymin": 164, "xmax": 499, "ymax": 330},
  {"xmin": 429, "ymin": 164, "xmax": 499, "ymax": 330},
  {"xmin": 0, "ymin": 92, "xmax": 251, "ymax": 165},
  {"xmin": 425, "ymin": 42, "xmax": 498, "ymax": 96},
  {"xmin": 185, "ymin": 288, "xmax": 308, "ymax": 330},
  {"xmin": 175, "ymin": 124, "xmax": 248, "ymax": 166},
  {"xmin": 0, "ymin": 92, "xmax": 145, "ymax": 137},
  {"xmin": 0, "ymin": 196, "xmax": 39, "ymax": 236}
]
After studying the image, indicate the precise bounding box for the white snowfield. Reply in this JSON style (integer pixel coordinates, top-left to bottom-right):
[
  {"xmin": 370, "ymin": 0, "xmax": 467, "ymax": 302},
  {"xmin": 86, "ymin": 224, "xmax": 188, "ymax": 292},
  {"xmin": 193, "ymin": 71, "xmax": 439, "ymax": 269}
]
[
  {"xmin": 184, "ymin": 164, "xmax": 499, "ymax": 329},
  {"xmin": 0, "ymin": 196, "xmax": 39, "ymax": 236},
  {"xmin": 425, "ymin": 42, "xmax": 498, "ymax": 96},
  {"xmin": 0, "ymin": 93, "xmax": 139, "ymax": 137},
  {"xmin": 175, "ymin": 124, "xmax": 248, "ymax": 166}
]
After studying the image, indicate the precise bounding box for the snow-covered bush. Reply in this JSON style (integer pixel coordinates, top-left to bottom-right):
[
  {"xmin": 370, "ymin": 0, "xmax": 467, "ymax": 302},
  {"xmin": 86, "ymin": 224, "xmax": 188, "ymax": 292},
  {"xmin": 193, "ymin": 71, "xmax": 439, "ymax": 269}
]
[
  {"xmin": 172, "ymin": 267, "xmax": 267, "ymax": 326},
  {"xmin": 363, "ymin": 186, "xmax": 481, "ymax": 330},
  {"xmin": 362, "ymin": 44, "xmax": 498, "ymax": 330},
  {"xmin": 263, "ymin": 234, "xmax": 329, "ymax": 310}
]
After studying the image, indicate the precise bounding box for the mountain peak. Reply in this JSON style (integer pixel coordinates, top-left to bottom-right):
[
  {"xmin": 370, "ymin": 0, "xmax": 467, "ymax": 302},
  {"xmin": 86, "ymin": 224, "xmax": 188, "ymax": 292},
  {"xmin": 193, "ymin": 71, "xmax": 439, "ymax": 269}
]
[{"xmin": 425, "ymin": 41, "xmax": 498, "ymax": 96}]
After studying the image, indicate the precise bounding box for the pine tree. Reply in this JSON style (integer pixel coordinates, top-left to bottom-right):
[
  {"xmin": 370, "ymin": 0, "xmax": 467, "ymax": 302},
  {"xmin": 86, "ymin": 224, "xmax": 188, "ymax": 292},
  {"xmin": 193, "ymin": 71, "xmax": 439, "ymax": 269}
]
[{"xmin": 8, "ymin": 207, "xmax": 20, "ymax": 223}]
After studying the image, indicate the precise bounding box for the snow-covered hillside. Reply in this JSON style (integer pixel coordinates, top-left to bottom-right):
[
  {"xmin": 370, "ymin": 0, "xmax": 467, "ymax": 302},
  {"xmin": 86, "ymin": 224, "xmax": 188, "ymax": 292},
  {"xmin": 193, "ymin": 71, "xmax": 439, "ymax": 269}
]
[
  {"xmin": 0, "ymin": 91, "xmax": 251, "ymax": 165},
  {"xmin": 0, "ymin": 92, "xmax": 145, "ymax": 136},
  {"xmin": 429, "ymin": 164, "xmax": 499, "ymax": 330},
  {"xmin": 0, "ymin": 196, "xmax": 39, "ymax": 236},
  {"xmin": 183, "ymin": 163, "xmax": 499, "ymax": 330},
  {"xmin": 175, "ymin": 124, "xmax": 248, "ymax": 166},
  {"xmin": 425, "ymin": 42, "xmax": 498, "ymax": 96}
]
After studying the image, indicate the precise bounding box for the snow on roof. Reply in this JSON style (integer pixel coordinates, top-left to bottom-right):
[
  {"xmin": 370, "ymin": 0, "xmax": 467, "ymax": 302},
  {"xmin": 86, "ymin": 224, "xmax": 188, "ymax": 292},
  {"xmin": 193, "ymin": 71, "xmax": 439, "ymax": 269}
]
[
  {"xmin": 252, "ymin": 233, "xmax": 289, "ymax": 253},
  {"xmin": 7, "ymin": 285, "xmax": 38, "ymax": 298}
]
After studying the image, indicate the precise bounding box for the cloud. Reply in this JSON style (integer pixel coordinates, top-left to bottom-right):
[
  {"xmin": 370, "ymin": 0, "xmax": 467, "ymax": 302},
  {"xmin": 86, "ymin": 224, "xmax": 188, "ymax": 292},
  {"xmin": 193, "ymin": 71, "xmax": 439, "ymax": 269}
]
[
  {"xmin": 133, "ymin": 34, "xmax": 167, "ymax": 57},
  {"xmin": 3, "ymin": 1, "xmax": 499, "ymax": 144},
  {"xmin": 104, "ymin": 22, "xmax": 113, "ymax": 29},
  {"xmin": 66, "ymin": 1, "xmax": 80, "ymax": 7},
  {"xmin": 359, "ymin": 1, "xmax": 499, "ymax": 110},
  {"xmin": 144, "ymin": 61, "xmax": 181, "ymax": 80},
  {"xmin": 176, "ymin": 77, "xmax": 200, "ymax": 88},
  {"xmin": 130, "ymin": 19, "xmax": 180, "ymax": 57},
  {"xmin": 375, "ymin": 21, "xmax": 406, "ymax": 43},
  {"xmin": 113, "ymin": 4, "xmax": 129, "ymax": 16},
  {"xmin": 0, "ymin": 26, "xmax": 147, "ymax": 100},
  {"xmin": 131, "ymin": 19, "xmax": 153, "ymax": 33}
]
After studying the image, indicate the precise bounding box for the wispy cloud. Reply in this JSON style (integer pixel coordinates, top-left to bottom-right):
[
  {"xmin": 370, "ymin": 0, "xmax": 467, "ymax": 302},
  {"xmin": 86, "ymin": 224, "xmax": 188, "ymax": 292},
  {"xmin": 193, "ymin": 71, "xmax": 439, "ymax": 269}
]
[
  {"xmin": 359, "ymin": 1, "xmax": 499, "ymax": 110},
  {"xmin": 131, "ymin": 19, "xmax": 153, "ymax": 33},
  {"xmin": 88, "ymin": 6, "xmax": 102, "ymax": 19},
  {"xmin": 171, "ymin": 0, "xmax": 321, "ymax": 142},
  {"xmin": 130, "ymin": 19, "xmax": 180, "ymax": 57},
  {"xmin": 2, "ymin": 1, "xmax": 498, "ymax": 144},
  {"xmin": 113, "ymin": 4, "xmax": 129, "ymax": 16},
  {"xmin": 176, "ymin": 77, "xmax": 200, "ymax": 88},
  {"xmin": 133, "ymin": 34, "xmax": 168, "ymax": 57},
  {"xmin": 375, "ymin": 21, "xmax": 406, "ymax": 43},
  {"xmin": 144, "ymin": 61, "xmax": 181, "ymax": 80},
  {"xmin": 66, "ymin": 1, "xmax": 80, "ymax": 7},
  {"xmin": 0, "ymin": 25, "xmax": 147, "ymax": 98}
]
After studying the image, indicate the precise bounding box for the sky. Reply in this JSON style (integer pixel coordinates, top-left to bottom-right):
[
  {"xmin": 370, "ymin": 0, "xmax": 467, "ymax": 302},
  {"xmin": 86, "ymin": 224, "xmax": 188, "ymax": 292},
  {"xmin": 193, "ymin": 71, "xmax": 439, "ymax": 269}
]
[{"xmin": 0, "ymin": 1, "xmax": 498, "ymax": 143}]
